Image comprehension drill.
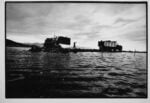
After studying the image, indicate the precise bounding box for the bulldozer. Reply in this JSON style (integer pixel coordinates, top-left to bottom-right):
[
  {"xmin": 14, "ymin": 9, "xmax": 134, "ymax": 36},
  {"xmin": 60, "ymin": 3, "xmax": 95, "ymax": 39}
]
[{"xmin": 43, "ymin": 36, "xmax": 71, "ymax": 52}]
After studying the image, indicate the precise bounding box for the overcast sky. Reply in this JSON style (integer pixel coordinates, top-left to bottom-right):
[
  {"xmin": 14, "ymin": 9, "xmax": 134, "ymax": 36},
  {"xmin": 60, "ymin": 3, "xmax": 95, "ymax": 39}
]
[{"xmin": 6, "ymin": 3, "xmax": 146, "ymax": 51}]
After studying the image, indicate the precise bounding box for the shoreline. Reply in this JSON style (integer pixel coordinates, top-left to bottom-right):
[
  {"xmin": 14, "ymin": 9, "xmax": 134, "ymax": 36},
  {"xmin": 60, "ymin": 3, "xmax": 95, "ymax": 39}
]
[{"xmin": 6, "ymin": 46, "xmax": 147, "ymax": 53}]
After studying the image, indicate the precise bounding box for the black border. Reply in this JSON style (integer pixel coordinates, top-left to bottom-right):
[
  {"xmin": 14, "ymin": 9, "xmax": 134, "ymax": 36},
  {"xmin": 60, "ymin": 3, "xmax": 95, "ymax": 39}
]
[
  {"xmin": 5, "ymin": 1, "xmax": 148, "ymax": 99},
  {"xmin": 146, "ymin": 1, "xmax": 148, "ymax": 99},
  {"xmin": 5, "ymin": 1, "xmax": 148, "ymax": 3}
]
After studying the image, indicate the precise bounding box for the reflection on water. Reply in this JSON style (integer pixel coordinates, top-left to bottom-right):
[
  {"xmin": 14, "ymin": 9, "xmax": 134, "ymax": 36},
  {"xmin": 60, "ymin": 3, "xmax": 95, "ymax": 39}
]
[{"xmin": 6, "ymin": 47, "xmax": 147, "ymax": 98}]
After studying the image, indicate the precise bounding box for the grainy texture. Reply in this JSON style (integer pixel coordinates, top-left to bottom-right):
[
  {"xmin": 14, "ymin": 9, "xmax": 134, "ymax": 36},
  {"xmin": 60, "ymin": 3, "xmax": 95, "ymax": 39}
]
[{"xmin": 6, "ymin": 47, "xmax": 147, "ymax": 98}]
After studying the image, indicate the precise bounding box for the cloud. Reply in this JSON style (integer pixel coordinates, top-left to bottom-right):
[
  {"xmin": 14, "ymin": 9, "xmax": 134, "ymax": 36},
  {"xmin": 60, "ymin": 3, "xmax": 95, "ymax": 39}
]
[{"xmin": 6, "ymin": 3, "xmax": 146, "ymax": 51}]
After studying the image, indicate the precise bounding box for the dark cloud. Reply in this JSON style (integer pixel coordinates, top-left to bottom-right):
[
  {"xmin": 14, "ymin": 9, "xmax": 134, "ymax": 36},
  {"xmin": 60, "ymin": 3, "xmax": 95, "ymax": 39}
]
[
  {"xmin": 6, "ymin": 3, "xmax": 146, "ymax": 51},
  {"xmin": 63, "ymin": 15, "xmax": 93, "ymax": 31},
  {"xmin": 119, "ymin": 29, "xmax": 146, "ymax": 43},
  {"xmin": 114, "ymin": 18, "xmax": 137, "ymax": 25},
  {"xmin": 6, "ymin": 3, "xmax": 53, "ymax": 21},
  {"xmin": 113, "ymin": 16, "xmax": 144, "ymax": 28}
]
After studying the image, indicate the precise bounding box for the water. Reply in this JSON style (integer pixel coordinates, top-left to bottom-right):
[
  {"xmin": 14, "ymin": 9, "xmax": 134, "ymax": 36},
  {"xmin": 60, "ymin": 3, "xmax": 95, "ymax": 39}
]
[{"xmin": 6, "ymin": 47, "xmax": 147, "ymax": 98}]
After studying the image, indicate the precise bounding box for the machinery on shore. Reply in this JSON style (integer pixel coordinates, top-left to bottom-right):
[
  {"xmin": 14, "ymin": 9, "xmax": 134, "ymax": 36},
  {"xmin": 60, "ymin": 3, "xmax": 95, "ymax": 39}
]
[
  {"xmin": 29, "ymin": 36, "xmax": 123, "ymax": 53},
  {"xmin": 98, "ymin": 40, "xmax": 122, "ymax": 52},
  {"xmin": 43, "ymin": 36, "xmax": 70, "ymax": 52},
  {"xmin": 30, "ymin": 36, "xmax": 71, "ymax": 52}
]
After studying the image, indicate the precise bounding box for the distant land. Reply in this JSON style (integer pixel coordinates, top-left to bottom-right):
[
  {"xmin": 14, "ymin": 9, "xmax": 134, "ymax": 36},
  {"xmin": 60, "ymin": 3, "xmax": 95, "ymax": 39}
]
[
  {"xmin": 6, "ymin": 39, "xmax": 146, "ymax": 53},
  {"xmin": 6, "ymin": 39, "xmax": 33, "ymax": 47}
]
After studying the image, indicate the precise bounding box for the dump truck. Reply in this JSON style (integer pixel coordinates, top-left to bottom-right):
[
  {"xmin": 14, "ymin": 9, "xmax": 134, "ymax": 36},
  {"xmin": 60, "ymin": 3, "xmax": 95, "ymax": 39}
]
[{"xmin": 98, "ymin": 40, "xmax": 122, "ymax": 52}]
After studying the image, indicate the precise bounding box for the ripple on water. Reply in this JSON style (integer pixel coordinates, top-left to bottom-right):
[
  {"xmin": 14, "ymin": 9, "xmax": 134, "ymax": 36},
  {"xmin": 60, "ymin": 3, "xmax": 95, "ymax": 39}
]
[
  {"xmin": 102, "ymin": 86, "xmax": 133, "ymax": 97},
  {"xmin": 6, "ymin": 47, "xmax": 147, "ymax": 98}
]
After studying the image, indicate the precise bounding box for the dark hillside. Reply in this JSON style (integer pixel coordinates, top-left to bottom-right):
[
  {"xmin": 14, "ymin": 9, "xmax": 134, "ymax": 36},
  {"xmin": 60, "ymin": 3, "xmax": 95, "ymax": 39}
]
[{"xmin": 6, "ymin": 39, "xmax": 32, "ymax": 47}]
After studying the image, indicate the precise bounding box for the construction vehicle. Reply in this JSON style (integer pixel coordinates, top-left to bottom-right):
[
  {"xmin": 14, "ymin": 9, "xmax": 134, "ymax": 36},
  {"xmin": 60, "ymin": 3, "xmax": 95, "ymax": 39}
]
[
  {"xmin": 98, "ymin": 40, "xmax": 122, "ymax": 52},
  {"xmin": 30, "ymin": 36, "xmax": 71, "ymax": 52}
]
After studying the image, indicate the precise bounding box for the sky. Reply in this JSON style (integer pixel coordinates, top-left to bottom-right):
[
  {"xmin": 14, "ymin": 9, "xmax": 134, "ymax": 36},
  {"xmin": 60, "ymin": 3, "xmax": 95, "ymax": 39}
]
[{"xmin": 6, "ymin": 3, "xmax": 146, "ymax": 51}]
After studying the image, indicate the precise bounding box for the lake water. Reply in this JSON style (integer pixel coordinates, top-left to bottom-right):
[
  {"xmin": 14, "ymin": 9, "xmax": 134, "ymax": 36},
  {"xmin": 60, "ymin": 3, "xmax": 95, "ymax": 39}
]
[{"xmin": 6, "ymin": 47, "xmax": 147, "ymax": 98}]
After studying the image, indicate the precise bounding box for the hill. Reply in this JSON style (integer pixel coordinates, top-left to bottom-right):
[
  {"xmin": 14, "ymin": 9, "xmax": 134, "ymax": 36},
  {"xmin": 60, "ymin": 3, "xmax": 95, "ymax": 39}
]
[{"xmin": 6, "ymin": 39, "xmax": 32, "ymax": 47}]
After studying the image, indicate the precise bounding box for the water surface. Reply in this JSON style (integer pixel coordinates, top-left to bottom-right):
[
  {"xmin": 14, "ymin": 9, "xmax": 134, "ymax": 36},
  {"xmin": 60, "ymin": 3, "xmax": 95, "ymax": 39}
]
[{"xmin": 6, "ymin": 47, "xmax": 147, "ymax": 98}]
